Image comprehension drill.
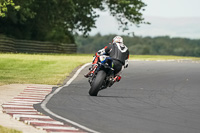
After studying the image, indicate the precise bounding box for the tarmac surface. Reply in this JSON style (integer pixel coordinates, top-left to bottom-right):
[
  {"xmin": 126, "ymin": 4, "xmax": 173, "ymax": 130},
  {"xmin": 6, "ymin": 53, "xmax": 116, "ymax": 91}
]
[{"xmin": 38, "ymin": 60, "xmax": 200, "ymax": 133}]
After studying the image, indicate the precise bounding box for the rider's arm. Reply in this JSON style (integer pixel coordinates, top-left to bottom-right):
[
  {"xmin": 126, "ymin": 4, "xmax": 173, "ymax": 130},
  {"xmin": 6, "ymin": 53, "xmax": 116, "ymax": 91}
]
[
  {"xmin": 124, "ymin": 59, "xmax": 128, "ymax": 68},
  {"xmin": 97, "ymin": 45, "xmax": 111, "ymax": 56},
  {"xmin": 124, "ymin": 50, "xmax": 129, "ymax": 68},
  {"xmin": 97, "ymin": 48, "xmax": 105, "ymax": 56},
  {"xmin": 104, "ymin": 44, "xmax": 112, "ymax": 54}
]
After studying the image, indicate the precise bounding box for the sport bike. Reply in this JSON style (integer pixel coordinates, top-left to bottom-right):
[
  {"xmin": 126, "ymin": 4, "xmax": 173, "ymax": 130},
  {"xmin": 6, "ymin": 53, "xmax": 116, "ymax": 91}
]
[{"xmin": 88, "ymin": 55, "xmax": 116, "ymax": 96}]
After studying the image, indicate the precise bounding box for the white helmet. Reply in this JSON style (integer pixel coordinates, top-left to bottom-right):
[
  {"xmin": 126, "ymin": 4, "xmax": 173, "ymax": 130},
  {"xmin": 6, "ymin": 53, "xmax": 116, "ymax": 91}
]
[{"xmin": 112, "ymin": 36, "xmax": 123, "ymax": 44}]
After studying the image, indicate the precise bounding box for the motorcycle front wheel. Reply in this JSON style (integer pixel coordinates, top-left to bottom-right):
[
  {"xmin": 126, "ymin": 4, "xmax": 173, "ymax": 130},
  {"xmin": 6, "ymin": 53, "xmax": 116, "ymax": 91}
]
[{"xmin": 89, "ymin": 70, "xmax": 106, "ymax": 96}]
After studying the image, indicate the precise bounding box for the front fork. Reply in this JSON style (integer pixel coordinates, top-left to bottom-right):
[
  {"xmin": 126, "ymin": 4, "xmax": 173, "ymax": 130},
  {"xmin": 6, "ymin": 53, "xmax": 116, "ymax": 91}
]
[
  {"xmin": 90, "ymin": 64, "xmax": 98, "ymax": 74},
  {"xmin": 88, "ymin": 64, "xmax": 98, "ymax": 85}
]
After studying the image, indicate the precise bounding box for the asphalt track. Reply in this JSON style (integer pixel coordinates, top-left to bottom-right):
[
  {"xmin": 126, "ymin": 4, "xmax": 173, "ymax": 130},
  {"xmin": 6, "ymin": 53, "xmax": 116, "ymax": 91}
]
[{"xmin": 38, "ymin": 60, "xmax": 200, "ymax": 133}]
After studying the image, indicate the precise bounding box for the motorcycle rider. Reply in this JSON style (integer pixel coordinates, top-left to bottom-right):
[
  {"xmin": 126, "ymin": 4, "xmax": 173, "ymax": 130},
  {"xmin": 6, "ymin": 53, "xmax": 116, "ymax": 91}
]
[{"xmin": 85, "ymin": 36, "xmax": 129, "ymax": 82}]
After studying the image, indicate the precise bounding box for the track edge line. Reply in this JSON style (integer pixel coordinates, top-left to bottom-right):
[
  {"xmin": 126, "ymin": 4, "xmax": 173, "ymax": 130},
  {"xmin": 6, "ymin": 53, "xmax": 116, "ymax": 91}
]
[{"xmin": 41, "ymin": 63, "xmax": 100, "ymax": 133}]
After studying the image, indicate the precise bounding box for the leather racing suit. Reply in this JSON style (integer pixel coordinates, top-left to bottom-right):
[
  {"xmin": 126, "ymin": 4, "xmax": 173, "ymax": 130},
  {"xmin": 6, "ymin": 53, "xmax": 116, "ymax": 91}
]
[{"xmin": 85, "ymin": 42, "xmax": 129, "ymax": 81}]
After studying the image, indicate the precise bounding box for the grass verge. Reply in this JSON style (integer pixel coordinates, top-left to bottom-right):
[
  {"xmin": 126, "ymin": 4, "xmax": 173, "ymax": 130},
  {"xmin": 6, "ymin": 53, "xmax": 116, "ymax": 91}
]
[
  {"xmin": 0, "ymin": 53, "xmax": 200, "ymax": 86},
  {"xmin": 0, "ymin": 53, "xmax": 92, "ymax": 85},
  {"xmin": 0, "ymin": 125, "xmax": 22, "ymax": 133}
]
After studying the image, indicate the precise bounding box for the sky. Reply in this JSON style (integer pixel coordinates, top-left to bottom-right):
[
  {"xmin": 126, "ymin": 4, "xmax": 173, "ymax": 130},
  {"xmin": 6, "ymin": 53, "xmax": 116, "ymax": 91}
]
[{"xmin": 89, "ymin": 0, "xmax": 200, "ymax": 39}]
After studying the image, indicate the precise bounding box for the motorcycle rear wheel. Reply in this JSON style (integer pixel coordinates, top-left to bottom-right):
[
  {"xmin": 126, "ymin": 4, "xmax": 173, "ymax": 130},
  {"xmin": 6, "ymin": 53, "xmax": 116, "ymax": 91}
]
[{"xmin": 89, "ymin": 70, "xmax": 106, "ymax": 96}]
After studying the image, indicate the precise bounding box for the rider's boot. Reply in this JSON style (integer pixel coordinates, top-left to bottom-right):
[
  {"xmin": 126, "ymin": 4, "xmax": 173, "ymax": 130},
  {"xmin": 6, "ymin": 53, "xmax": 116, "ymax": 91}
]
[
  {"xmin": 113, "ymin": 75, "xmax": 121, "ymax": 82},
  {"xmin": 108, "ymin": 75, "xmax": 121, "ymax": 87},
  {"xmin": 84, "ymin": 67, "xmax": 93, "ymax": 78},
  {"xmin": 84, "ymin": 64, "xmax": 97, "ymax": 78},
  {"xmin": 84, "ymin": 71, "xmax": 91, "ymax": 78}
]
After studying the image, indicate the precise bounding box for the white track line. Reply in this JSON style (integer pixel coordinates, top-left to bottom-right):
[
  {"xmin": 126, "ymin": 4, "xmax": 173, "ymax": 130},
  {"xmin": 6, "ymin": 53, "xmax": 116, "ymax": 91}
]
[
  {"xmin": 14, "ymin": 96, "xmax": 45, "ymax": 98},
  {"xmin": 25, "ymin": 120, "xmax": 64, "ymax": 125},
  {"xmin": 21, "ymin": 91, "xmax": 49, "ymax": 94},
  {"xmin": 6, "ymin": 102, "xmax": 35, "ymax": 104},
  {"xmin": 13, "ymin": 114, "xmax": 51, "ymax": 120},
  {"xmin": 25, "ymin": 88, "xmax": 52, "ymax": 91},
  {"xmin": 36, "ymin": 126, "xmax": 78, "ymax": 130},
  {"xmin": 48, "ymin": 132, "xmax": 85, "ymax": 133},
  {"xmin": 8, "ymin": 112, "xmax": 39, "ymax": 115},
  {"xmin": 18, "ymin": 94, "xmax": 47, "ymax": 96},
  {"xmin": 21, "ymin": 92, "xmax": 50, "ymax": 94},
  {"xmin": 23, "ymin": 90, "xmax": 51, "ymax": 94},
  {"xmin": 12, "ymin": 99, "xmax": 42, "ymax": 102},
  {"xmin": 41, "ymin": 63, "xmax": 100, "ymax": 133},
  {"xmin": 3, "ymin": 103, "xmax": 35, "ymax": 106},
  {"xmin": 3, "ymin": 109, "xmax": 36, "ymax": 112},
  {"xmin": 13, "ymin": 97, "xmax": 43, "ymax": 100},
  {"xmin": 2, "ymin": 105, "xmax": 33, "ymax": 108},
  {"xmin": 7, "ymin": 101, "xmax": 39, "ymax": 104},
  {"xmin": 5, "ymin": 110, "xmax": 38, "ymax": 113},
  {"xmin": 27, "ymin": 86, "xmax": 52, "ymax": 89}
]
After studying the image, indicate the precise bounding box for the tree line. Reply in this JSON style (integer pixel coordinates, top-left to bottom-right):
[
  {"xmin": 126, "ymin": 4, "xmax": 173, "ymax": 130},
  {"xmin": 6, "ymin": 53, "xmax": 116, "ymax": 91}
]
[
  {"xmin": 75, "ymin": 34, "xmax": 200, "ymax": 57},
  {"xmin": 0, "ymin": 0, "xmax": 147, "ymax": 44}
]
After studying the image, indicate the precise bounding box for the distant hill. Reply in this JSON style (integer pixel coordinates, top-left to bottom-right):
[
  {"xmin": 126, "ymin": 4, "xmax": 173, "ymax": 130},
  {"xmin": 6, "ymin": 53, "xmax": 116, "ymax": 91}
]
[
  {"xmin": 75, "ymin": 34, "xmax": 200, "ymax": 57},
  {"xmin": 89, "ymin": 15, "xmax": 200, "ymax": 39}
]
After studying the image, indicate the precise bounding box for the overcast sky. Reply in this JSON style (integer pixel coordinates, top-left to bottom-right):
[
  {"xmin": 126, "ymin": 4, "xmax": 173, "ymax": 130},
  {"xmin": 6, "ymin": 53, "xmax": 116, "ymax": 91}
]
[
  {"xmin": 143, "ymin": 0, "xmax": 200, "ymax": 17},
  {"xmin": 89, "ymin": 0, "xmax": 200, "ymax": 39}
]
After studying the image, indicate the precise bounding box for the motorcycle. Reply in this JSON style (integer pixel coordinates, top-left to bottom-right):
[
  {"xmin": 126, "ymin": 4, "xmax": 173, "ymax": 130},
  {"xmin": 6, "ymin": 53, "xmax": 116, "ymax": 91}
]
[{"xmin": 88, "ymin": 55, "xmax": 116, "ymax": 96}]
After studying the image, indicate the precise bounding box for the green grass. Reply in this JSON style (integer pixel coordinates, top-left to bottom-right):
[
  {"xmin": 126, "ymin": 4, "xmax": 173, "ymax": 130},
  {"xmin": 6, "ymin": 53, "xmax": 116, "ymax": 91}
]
[
  {"xmin": 0, "ymin": 53, "xmax": 93, "ymax": 85},
  {"xmin": 0, "ymin": 125, "xmax": 22, "ymax": 133},
  {"xmin": 0, "ymin": 53, "xmax": 200, "ymax": 86}
]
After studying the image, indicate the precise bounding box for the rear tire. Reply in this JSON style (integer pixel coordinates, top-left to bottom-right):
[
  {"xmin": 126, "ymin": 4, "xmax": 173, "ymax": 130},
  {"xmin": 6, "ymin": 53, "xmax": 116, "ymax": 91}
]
[{"xmin": 89, "ymin": 70, "xmax": 106, "ymax": 96}]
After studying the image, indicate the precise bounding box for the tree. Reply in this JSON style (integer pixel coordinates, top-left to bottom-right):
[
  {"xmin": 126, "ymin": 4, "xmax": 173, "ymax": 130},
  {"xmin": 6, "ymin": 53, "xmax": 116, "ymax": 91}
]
[
  {"xmin": 106, "ymin": 0, "xmax": 148, "ymax": 29},
  {"xmin": 0, "ymin": 0, "xmax": 20, "ymax": 17},
  {"xmin": 0, "ymin": 0, "xmax": 148, "ymax": 43},
  {"xmin": 75, "ymin": 34, "xmax": 200, "ymax": 57}
]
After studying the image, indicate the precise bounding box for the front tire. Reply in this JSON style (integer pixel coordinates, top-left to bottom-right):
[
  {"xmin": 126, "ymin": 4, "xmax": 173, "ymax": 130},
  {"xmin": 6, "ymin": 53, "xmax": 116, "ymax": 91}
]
[{"xmin": 89, "ymin": 70, "xmax": 106, "ymax": 96}]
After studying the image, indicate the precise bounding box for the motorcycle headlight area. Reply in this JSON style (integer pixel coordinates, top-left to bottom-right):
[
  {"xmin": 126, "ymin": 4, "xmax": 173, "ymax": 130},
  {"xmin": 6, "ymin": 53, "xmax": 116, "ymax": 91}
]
[{"xmin": 99, "ymin": 55, "xmax": 109, "ymax": 62}]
